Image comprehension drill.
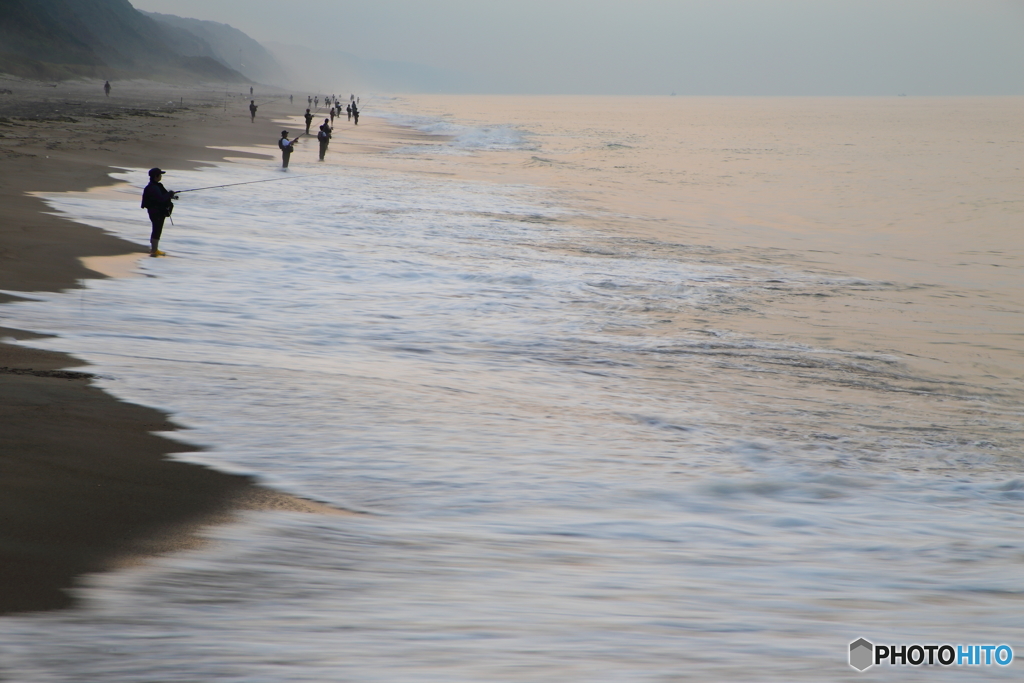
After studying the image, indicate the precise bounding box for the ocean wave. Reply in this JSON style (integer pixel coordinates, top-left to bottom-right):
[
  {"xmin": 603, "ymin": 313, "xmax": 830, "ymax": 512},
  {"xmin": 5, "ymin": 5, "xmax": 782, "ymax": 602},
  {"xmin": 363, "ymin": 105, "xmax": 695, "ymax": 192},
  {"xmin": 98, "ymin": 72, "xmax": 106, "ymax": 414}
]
[{"xmin": 378, "ymin": 110, "xmax": 535, "ymax": 152}]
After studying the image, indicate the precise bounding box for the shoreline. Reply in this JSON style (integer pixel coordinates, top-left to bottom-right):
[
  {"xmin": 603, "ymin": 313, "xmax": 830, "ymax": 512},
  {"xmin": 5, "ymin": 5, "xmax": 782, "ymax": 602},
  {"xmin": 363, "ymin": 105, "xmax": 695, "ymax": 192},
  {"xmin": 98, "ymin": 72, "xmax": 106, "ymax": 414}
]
[{"xmin": 0, "ymin": 78, "xmax": 346, "ymax": 615}]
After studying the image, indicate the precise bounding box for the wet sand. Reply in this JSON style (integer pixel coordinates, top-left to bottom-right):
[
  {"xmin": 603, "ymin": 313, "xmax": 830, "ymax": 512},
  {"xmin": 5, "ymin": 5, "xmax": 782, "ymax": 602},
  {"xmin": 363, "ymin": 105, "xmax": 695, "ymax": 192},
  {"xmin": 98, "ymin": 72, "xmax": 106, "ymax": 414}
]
[
  {"xmin": 0, "ymin": 76, "xmax": 346, "ymax": 615},
  {"xmin": 6, "ymin": 83, "xmax": 1019, "ymax": 619}
]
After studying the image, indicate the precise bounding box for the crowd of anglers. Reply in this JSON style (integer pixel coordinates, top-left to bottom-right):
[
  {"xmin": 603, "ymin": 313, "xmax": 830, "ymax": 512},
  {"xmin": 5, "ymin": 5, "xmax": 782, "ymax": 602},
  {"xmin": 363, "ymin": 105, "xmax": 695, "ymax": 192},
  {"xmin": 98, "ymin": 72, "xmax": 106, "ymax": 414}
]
[
  {"xmin": 276, "ymin": 94, "xmax": 361, "ymax": 167},
  {"xmin": 142, "ymin": 92, "xmax": 362, "ymax": 256}
]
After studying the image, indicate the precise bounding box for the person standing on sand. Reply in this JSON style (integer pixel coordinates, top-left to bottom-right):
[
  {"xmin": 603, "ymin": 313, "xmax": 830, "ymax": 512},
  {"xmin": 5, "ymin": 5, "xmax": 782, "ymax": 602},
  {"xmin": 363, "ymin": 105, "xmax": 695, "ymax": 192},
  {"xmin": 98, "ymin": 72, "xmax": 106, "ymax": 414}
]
[
  {"xmin": 279, "ymin": 130, "xmax": 298, "ymax": 168},
  {"xmin": 141, "ymin": 168, "xmax": 176, "ymax": 257},
  {"xmin": 103, "ymin": 80, "xmax": 111, "ymax": 96},
  {"xmin": 352, "ymin": 102, "xmax": 359, "ymax": 125},
  {"xmin": 317, "ymin": 119, "xmax": 332, "ymax": 160},
  {"xmin": 304, "ymin": 108, "xmax": 313, "ymax": 134},
  {"xmin": 290, "ymin": 94, "xmax": 293, "ymax": 104},
  {"xmin": 346, "ymin": 103, "xmax": 351, "ymax": 121},
  {"xmin": 250, "ymin": 86, "xmax": 253, "ymax": 95},
  {"xmin": 249, "ymin": 100, "xmax": 258, "ymax": 123},
  {"xmin": 330, "ymin": 105, "xmax": 335, "ymax": 125}
]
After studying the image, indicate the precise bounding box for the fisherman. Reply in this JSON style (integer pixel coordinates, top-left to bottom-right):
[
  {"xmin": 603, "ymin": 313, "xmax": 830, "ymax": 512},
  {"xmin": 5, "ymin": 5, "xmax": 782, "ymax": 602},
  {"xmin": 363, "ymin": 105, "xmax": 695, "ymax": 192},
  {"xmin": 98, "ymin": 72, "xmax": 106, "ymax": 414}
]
[
  {"xmin": 140, "ymin": 168, "xmax": 176, "ymax": 257},
  {"xmin": 249, "ymin": 100, "xmax": 258, "ymax": 123},
  {"xmin": 289, "ymin": 94, "xmax": 293, "ymax": 104},
  {"xmin": 346, "ymin": 103, "xmax": 351, "ymax": 121},
  {"xmin": 304, "ymin": 108, "xmax": 313, "ymax": 134},
  {"xmin": 103, "ymin": 80, "xmax": 111, "ymax": 97},
  {"xmin": 314, "ymin": 96, "xmax": 319, "ymax": 108},
  {"xmin": 352, "ymin": 102, "xmax": 359, "ymax": 125},
  {"xmin": 308, "ymin": 95, "xmax": 312, "ymax": 106},
  {"xmin": 317, "ymin": 119, "xmax": 331, "ymax": 161},
  {"xmin": 279, "ymin": 130, "xmax": 298, "ymax": 168},
  {"xmin": 250, "ymin": 86, "xmax": 253, "ymax": 96},
  {"xmin": 330, "ymin": 105, "xmax": 336, "ymax": 125}
]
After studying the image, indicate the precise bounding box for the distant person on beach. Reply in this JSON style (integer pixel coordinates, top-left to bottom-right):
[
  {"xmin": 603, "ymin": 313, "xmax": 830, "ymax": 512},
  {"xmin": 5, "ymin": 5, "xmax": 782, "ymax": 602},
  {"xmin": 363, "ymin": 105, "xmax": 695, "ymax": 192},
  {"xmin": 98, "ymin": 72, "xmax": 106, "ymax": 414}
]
[
  {"xmin": 330, "ymin": 106, "xmax": 336, "ymax": 124},
  {"xmin": 141, "ymin": 168, "xmax": 176, "ymax": 257},
  {"xmin": 308, "ymin": 95, "xmax": 312, "ymax": 106},
  {"xmin": 250, "ymin": 86, "xmax": 253, "ymax": 95},
  {"xmin": 352, "ymin": 103, "xmax": 359, "ymax": 125},
  {"xmin": 249, "ymin": 100, "xmax": 258, "ymax": 123},
  {"xmin": 317, "ymin": 120, "xmax": 332, "ymax": 160},
  {"xmin": 279, "ymin": 130, "xmax": 298, "ymax": 168},
  {"xmin": 103, "ymin": 80, "xmax": 111, "ymax": 96},
  {"xmin": 289, "ymin": 94, "xmax": 293, "ymax": 104},
  {"xmin": 304, "ymin": 108, "xmax": 313, "ymax": 134},
  {"xmin": 346, "ymin": 103, "xmax": 351, "ymax": 121},
  {"xmin": 314, "ymin": 96, "xmax": 319, "ymax": 108}
]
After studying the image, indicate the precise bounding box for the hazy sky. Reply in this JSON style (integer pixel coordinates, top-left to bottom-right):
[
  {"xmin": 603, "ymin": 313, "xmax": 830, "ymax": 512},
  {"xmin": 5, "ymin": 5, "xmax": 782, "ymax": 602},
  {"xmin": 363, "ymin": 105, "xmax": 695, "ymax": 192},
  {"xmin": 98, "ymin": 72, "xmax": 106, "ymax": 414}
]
[{"xmin": 130, "ymin": 0, "xmax": 1024, "ymax": 95}]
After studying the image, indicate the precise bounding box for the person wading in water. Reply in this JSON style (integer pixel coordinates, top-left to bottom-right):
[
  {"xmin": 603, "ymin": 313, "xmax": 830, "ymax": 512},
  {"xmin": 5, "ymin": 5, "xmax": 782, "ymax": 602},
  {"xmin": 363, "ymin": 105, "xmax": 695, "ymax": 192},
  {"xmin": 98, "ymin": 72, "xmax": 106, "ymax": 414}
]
[
  {"xmin": 279, "ymin": 130, "xmax": 298, "ymax": 168},
  {"xmin": 317, "ymin": 119, "xmax": 332, "ymax": 161},
  {"xmin": 140, "ymin": 168, "xmax": 176, "ymax": 256},
  {"xmin": 249, "ymin": 100, "xmax": 258, "ymax": 123}
]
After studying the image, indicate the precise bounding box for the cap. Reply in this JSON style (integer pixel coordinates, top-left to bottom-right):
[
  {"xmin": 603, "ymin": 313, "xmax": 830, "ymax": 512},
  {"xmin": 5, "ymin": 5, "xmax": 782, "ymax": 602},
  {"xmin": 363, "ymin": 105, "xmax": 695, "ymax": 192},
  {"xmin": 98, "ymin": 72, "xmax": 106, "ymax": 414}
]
[
  {"xmin": 281, "ymin": 130, "xmax": 288, "ymax": 136},
  {"xmin": 148, "ymin": 167, "xmax": 164, "ymax": 177}
]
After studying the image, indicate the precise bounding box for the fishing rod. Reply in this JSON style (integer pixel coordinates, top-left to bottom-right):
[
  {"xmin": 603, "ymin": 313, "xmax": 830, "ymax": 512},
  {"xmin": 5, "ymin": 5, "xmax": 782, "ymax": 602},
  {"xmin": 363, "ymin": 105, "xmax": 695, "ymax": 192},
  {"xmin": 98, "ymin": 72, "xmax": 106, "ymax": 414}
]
[
  {"xmin": 176, "ymin": 172, "xmax": 308, "ymax": 195},
  {"xmin": 252, "ymin": 95, "xmax": 288, "ymax": 107}
]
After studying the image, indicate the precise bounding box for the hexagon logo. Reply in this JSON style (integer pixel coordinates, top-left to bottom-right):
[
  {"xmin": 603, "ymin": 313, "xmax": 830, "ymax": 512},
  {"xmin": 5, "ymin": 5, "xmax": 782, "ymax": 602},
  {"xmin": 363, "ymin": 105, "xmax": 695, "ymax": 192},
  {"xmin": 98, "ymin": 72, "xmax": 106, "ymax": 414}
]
[{"xmin": 849, "ymin": 638, "xmax": 874, "ymax": 671}]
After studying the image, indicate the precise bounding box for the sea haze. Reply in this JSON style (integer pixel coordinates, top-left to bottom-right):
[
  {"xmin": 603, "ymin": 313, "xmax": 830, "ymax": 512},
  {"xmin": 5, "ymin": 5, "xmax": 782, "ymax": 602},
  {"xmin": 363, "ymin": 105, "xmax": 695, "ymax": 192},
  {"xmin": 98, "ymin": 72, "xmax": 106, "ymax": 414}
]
[{"xmin": 1, "ymin": 96, "xmax": 1022, "ymax": 681}]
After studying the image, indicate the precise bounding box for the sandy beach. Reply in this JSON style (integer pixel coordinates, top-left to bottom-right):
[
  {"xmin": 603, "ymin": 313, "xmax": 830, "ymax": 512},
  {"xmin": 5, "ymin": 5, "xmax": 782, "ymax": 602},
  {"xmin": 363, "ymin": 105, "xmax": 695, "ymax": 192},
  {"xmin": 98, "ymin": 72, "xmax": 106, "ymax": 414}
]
[
  {"xmin": 1, "ymin": 84, "xmax": 1022, "ymax": 678},
  {"xmin": 0, "ymin": 76, "xmax": 346, "ymax": 614}
]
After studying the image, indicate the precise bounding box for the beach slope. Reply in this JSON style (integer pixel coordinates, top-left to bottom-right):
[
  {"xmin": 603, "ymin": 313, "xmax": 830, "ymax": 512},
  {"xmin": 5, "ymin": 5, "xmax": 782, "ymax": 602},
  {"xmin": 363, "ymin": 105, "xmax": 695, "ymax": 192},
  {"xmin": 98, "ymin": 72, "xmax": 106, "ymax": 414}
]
[{"xmin": 0, "ymin": 77, "xmax": 335, "ymax": 614}]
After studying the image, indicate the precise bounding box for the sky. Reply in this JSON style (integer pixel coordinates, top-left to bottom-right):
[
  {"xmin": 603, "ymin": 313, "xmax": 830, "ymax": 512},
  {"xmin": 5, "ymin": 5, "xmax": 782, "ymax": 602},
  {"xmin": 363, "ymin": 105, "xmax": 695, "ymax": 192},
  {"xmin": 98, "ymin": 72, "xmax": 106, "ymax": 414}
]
[{"xmin": 130, "ymin": 0, "xmax": 1024, "ymax": 95}]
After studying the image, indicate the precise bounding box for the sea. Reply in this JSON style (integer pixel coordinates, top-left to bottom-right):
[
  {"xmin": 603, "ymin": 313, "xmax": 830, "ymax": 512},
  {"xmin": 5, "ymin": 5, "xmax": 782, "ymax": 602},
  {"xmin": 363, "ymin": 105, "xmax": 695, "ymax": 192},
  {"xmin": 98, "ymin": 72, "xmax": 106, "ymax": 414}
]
[{"xmin": 1, "ymin": 95, "xmax": 1022, "ymax": 681}]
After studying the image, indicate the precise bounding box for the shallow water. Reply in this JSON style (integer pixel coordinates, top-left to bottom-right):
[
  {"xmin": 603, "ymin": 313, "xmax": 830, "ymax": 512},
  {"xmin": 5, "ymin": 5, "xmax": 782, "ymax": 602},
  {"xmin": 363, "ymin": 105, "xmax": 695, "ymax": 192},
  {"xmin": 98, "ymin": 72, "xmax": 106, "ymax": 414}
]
[{"xmin": 1, "ymin": 96, "xmax": 1022, "ymax": 681}]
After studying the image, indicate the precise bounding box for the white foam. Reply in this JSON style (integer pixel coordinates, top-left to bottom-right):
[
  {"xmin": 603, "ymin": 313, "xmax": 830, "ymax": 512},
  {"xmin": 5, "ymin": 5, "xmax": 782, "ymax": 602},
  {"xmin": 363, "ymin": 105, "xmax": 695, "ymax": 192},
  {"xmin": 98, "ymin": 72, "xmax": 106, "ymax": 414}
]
[
  {"xmin": 377, "ymin": 108, "xmax": 536, "ymax": 153},
  {"xmin": 2, "ymin": 149, "xmax": 1022, "ymax": 681}
]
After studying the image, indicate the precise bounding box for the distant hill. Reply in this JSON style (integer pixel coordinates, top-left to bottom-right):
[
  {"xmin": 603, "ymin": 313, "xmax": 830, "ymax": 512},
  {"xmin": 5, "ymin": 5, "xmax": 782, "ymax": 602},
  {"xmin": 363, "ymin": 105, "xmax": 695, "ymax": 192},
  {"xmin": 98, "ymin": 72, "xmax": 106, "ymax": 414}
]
[
  {"xmin": 265, "ymin": 42, "xmax": 482, "ymax": 94},
  {"xmin": 141, "ymin": 12, "xmax": 289, "ymax": 85},
  {"xmin": 0, "ymin": 0, "xmax": 249, "ymax": 82},
  {"xmin": 0, "ymin": 0, "xmax": 476, "ymax": 91}
]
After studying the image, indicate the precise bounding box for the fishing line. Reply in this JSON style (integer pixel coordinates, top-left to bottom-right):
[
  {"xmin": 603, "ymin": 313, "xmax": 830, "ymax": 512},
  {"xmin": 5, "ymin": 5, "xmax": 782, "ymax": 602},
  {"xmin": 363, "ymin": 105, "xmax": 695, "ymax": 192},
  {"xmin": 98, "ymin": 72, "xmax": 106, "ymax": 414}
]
[
  {"xmin": 176, "ymin": 171, "xmax": 314, "ymax": 194},
  {"xmin": 252, "ymin": 95, "xmax": 289, "ymax": 107}
]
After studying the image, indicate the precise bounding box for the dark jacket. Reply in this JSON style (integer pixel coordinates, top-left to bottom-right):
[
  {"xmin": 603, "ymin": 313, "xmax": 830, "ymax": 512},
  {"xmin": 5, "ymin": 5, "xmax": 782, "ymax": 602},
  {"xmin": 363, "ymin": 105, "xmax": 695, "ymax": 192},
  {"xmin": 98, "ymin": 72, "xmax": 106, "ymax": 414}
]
[{"xmin": 141, "ymin": 181, "xmax": 174, "ymax": 216}]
